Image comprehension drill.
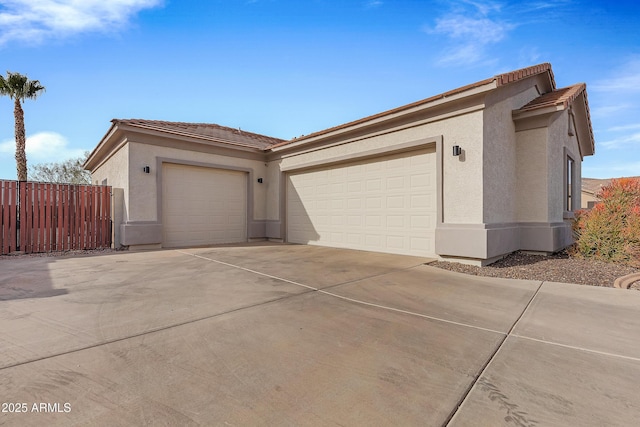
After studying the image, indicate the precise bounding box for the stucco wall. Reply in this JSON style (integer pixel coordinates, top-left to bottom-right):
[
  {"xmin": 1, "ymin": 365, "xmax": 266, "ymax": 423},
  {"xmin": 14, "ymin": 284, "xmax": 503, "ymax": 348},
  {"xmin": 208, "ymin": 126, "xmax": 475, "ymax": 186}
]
[
  {"xmin": 547, "ymin": 110, "xmax": 582, "ymax": 221},
  {"xmin": 279, "ymin": 110, "xmax": 485, "ymax": 224},
  {"xmin": 128, "ymin": 142, "xmax": 268, "ymax": 222},
  {"xmin": 482, "ymin": 79, "xmax": 544, "ymax": 224},
  {"xmin": 515, "ymin": 127, "xmax": 548, "ymax": 222},
  {"xmin": 266, "ymin": 159, "xmax": 281, "ymax": 221},
  {"xmin": 91, "ymin": 143, "xmax": 129, "ymax": 222},
  {"xmin": 581, "ymin": 191, "xmax": 599, "ymax": 209}
]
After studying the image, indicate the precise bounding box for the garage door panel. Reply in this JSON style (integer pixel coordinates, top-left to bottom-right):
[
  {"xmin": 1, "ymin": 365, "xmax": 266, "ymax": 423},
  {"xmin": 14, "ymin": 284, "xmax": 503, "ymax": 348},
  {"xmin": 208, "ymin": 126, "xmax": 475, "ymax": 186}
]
[
  {"xmin": 287, "ymin": 149, "xmax": 436, "ymax": 257},
  {"xmin": 162, "ymin": 164, "xmax": 247, "ymax": 247}
]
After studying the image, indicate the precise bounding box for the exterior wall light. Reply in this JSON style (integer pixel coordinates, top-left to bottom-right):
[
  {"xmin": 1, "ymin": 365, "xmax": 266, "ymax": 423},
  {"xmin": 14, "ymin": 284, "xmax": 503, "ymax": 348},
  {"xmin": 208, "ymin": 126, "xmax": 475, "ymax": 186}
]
[
  {"xmin": 452, "ymin": 145, "xmax": 462, "ymax": 156},
  {"xmin": 257, "ymin": 178, "xmax": 263, "ymax": 183},
  {"xmin": 143, "ymin": 166, "xmax": 150, "ymax": 173}
]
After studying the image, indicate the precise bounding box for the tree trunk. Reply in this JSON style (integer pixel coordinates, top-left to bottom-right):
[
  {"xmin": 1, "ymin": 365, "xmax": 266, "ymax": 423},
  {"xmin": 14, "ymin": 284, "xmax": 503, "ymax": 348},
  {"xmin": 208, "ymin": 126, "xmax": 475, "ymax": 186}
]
[{"xmin": 14, "ymin": 98, "xmax": 27, "ymax": 181}]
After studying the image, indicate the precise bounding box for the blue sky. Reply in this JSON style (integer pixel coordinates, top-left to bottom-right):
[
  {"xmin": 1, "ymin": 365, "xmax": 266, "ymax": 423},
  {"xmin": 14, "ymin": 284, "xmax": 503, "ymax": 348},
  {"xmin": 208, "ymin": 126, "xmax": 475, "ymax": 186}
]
[{"xmin": 0, "ymin": 0, "xmax": 638, "ymax": 180}]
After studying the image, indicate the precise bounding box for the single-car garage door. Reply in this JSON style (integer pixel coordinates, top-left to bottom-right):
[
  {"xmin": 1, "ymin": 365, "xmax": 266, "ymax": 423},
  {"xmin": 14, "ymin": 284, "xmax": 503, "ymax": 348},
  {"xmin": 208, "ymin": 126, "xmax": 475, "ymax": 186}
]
[
  {"xmin": 287, "ymin": 148, "xmax": 436, "ymax": 257},
  {"xmin": 162, "ymin": 163, "xmax": 247, "ymax": 247}
]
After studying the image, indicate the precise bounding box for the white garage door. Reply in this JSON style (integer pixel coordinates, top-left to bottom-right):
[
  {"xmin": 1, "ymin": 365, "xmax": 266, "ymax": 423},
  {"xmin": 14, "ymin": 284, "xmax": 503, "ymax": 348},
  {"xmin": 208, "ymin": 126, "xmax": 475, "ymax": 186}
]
[
  {"xmin": 162, "ymin": 163, "xmax": 247, "ymax": 247},
  {"xmin": 287, "ymin": 148, "xmax": 436, "ymax": 257}
]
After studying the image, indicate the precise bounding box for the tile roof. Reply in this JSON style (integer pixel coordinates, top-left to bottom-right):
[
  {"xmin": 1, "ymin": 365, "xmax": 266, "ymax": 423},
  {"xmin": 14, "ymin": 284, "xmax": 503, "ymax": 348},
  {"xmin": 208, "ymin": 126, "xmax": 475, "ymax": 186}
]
[
  {"xmin": 494, "ymin": 62, "xmax": 555, "ymax": 88},
  {"xmin": 114, "ymin": 119, "xmax": 284, "ymax": 150},
  {"xmin": 111, "ymin": 64, "xmax": 572, "ymax": 154},
  {"xmin": 582, "ymin": 176, "xmax": 640, "ymax": 195},
  {"xmin": 582, "ymin": 177, "xmax": 609, "ymax": 195},
  {"xmin": 516, "ymin": 83, "xmax": 595, "ymax": 156},
  {"xmin": 269, "ymin": 63, "xmax": 554, "ymax": 149},
  {"xmin": 517, "ymin": 83, "xmax": 586, "ymax": 112}
]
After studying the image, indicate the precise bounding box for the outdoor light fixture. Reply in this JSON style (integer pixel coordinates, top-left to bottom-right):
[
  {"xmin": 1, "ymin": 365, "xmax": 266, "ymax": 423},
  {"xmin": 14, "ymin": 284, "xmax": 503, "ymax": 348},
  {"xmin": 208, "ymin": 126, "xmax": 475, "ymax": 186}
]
[
  {"xmin": 143, "ymin": 166, "xmax": 150, "ymax": 174},
  {"xmin": 257, "ymin": 178, "xmax": 263, "ymax": 183},
  {"xmin": 452, "ymin": 145, "xmax": 462, "ymax": 156}
]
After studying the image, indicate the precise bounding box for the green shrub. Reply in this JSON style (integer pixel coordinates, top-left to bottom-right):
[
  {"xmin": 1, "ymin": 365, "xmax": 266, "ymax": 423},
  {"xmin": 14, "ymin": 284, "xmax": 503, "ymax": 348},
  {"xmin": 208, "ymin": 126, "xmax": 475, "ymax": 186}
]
[{"xmin": 573, "ymin": 177, "xmax": 640, "ymax": 266}]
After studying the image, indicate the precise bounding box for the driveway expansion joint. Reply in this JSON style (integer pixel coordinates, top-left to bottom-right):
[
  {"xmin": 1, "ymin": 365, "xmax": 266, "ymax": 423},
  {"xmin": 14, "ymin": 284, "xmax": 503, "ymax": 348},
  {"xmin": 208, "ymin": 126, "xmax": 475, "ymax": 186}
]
[
  {"xmin": 0, "ymin": 292, "xmax": 305, "ymax": 372},
  {"xmin": 177, "ymin": 250, "xmax": 506, "ymax": 335},
  {"xmin": 444, "ymin": 280, "xmax": 545, "ymax": 426}
]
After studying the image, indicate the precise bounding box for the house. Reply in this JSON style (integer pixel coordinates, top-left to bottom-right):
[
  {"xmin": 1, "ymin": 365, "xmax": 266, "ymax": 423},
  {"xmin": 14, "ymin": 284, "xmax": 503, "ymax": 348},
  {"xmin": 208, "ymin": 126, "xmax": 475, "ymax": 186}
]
[
  {"xmin": 582, "ymin": 177, "xmax": 606, "ymax": 209},
  {"xmin": 84, "ymin": 63, "xmax": 595, "ymax": 265},
  {"xmin": 581, "ymin": 176, "xmax": 640, "ymax": 209}
]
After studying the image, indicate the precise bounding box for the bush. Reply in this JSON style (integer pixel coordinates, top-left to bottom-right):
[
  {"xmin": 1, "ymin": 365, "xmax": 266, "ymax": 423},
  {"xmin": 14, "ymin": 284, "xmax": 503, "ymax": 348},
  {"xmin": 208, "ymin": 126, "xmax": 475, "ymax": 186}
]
[{"xmin": 573, "ymin": 177, "xmax": 640, "ymax": 266}]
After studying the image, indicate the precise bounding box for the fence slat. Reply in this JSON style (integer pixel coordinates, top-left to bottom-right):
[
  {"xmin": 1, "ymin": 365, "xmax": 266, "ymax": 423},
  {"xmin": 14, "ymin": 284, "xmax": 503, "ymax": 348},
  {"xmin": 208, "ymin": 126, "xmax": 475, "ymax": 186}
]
[
  {"xmin": 89, "ymin": 186, "xmax": 96, "ymax": 249},
  {"xmin": 38, "ymin": 183, "xmax": 45, "ymax": 253},
  {"xmin": 102, "ymin": 187, "xmax": 109, "ymax": 247},
  {"xmin": 1, "ymin": 182, "xmax": 7, "ymax": 254},
  {"xmin": 1, "ymin": 181, "xmax": 19, "ymax": 254},
  {"xmin": 44, "ymin": 183, "xmax": 51, "ymax": 251},
  {"xmin": 0, "ymin": 180, "xmax": 112, "ymax": 254}
]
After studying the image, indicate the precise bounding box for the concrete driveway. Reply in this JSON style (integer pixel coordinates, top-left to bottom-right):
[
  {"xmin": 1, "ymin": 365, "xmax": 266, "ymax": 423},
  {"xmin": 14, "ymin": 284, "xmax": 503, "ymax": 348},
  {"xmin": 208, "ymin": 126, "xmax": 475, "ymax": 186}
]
[{"xmin": 1, "ymin": 243, "xmax": 639, "ymax": 426}]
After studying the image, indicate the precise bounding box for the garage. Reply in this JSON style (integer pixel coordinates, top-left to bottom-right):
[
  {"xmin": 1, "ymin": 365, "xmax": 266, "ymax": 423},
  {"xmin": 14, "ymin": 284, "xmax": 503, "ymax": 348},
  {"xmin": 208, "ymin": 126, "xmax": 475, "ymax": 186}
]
[
  {"xmin": 162, "ymin": 163, "xmax": 247, "ymax": 247},
  {"xmin": 286, "ymin": 148, "xmax": 437, "ymax": 257}
]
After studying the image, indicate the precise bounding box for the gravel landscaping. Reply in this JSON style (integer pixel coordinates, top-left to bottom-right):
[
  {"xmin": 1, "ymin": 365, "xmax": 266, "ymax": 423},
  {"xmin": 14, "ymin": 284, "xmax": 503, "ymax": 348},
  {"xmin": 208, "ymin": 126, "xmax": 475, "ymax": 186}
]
[
  {"xmin": 0, "ymin": 248, "xmax": 119, "ymax": 260},
  {"xmin": 431, "ymin": 250, "xmax": 640, "ymax": 289}
]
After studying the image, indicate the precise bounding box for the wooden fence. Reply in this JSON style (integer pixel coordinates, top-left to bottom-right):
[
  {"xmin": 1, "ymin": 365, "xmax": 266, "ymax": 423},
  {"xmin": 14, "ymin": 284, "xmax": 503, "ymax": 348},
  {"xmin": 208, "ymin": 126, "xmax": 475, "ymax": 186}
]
[
  {"xmin": 0, "ymin": 181, "xmax": 111, "ymax": 255},
  {"xmin": 1, "ymin": 181, "xmax": 18, "ymax": 254}
]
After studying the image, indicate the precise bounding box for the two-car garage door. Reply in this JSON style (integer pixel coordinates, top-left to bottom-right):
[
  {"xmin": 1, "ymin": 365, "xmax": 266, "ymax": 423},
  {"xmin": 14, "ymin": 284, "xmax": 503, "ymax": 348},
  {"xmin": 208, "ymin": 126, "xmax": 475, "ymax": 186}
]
[
  {"xmin": 162, "ymin": 163, "xmax": 247, "ymax": 247},
  {"xmin": 287, "ymin": 148, "xmax": 437, "ymax": 257}
]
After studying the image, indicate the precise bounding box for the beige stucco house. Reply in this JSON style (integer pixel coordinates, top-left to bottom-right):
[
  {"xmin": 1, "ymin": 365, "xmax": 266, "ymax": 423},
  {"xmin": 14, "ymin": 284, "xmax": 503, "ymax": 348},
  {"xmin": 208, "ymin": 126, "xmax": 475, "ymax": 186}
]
[
  {"xmin": 581, "ymin": 177, "xmax": 606, "ymax": 209},
  {"xmin": 85, "ymin": 63, "xmax": 595, "ymax": 265},
  {"xmin": 581, "ymin": 176, "xmax": 640, "ymax": 209}
]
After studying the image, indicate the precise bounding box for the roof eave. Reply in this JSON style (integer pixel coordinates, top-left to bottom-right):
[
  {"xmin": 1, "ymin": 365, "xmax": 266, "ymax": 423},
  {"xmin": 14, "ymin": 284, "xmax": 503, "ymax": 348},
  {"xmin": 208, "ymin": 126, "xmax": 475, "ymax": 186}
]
[
  {"xmin": 512, "ymin": 105, "xmax": 565, "ymax": 121},
  {"xmin": 121, "ymin": 123, "xmax": 271, "ymax": 151},
  {"xmin": 83, "ymin": 120, "xmax": 121, "ymax": 171},
  {"xmin": 270, "ymin": 81, "xmax": 497, "ymax": 152}
]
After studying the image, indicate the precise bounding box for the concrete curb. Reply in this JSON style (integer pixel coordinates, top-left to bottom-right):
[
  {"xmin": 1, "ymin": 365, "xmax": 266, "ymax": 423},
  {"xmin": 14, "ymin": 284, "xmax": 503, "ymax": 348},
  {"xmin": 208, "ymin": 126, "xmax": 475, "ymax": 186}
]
[{"xmin": 613, "ymin": 272, "xmax": 640, "ymax": 289}]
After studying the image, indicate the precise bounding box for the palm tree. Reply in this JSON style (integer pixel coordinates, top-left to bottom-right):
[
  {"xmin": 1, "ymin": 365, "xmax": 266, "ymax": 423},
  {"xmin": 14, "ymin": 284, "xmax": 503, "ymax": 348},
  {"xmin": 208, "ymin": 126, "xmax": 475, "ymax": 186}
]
[{"xmin": 0, "ymin": 71, "xmax": 46, "ymax": 181}]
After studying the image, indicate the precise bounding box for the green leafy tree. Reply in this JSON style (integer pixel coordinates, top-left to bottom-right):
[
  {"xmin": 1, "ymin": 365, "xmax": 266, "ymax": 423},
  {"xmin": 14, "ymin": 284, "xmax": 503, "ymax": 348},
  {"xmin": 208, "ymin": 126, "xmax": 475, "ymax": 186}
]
[
  {"xmin": 0, "ymin": 71, "xmax": 46, "ymax": 181},
  {"xmin": 28, "ymin": 152, "xmax": 91, "ymax": 184}
]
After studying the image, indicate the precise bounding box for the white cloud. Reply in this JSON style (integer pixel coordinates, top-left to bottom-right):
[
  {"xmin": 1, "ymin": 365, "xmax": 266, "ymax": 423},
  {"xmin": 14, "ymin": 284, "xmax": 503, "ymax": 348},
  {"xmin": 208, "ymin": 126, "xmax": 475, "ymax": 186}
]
[
  {"xmin": 590, "ymin": 103, "xmax": 633, "ymax": 118},
  {"xmin": 607, "ymin": 123, "xmax": 640, "ymax": 132},
  {"xmin": 592, "ymin": 58, "xmax": 640, "ymax": 93},
  {"xmin": 364, "ymin": 0, "xmax": 383, "ymax": 9},
  {"xmin": 599, "ymin": 132, "xmax": 640, "ymax": 149},
  {"xmin": 459, "ymin": 0, "xmax": 502, "ymax": 16},
  {"xmin": 426, "ymin": 1, "xmax": 515, "ymax": 66},
  {"xmin": 0, "ymin": 0, "xmax": 163, "ymax": 45},
  {"xmin": 432, "ymin": 15, "xmax": 512, "ymax": 45},
  {"xmin": 0, "ymin": 131, "xmax": 86, "ymax": 162}
]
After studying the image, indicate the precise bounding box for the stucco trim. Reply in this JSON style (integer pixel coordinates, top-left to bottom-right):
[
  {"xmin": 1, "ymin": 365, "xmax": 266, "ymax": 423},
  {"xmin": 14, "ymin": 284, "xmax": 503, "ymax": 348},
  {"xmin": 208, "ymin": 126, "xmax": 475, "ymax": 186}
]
[
  {"xmin": 272, "ymin": 104, "xmax": 483, "ymax": 158},
  {"xmin": 520, "ymin": 221, "xmax": 574, "ymax": 252},
  {"xmin": 281, "ymin": 136, "xmax": 440, "ymax": 172},
  {"xmin": 90, "ymin": 138, "xmax": 128, "ymax": 173},
  {"xmin": 120, "ymin": 222, "xmax": 162, "ymax": 246},
  {"xmin": 436, "ymin": 136, "xmax": 444, "ymax": 225},
  {"xmin": 132, "ymin": 133, "xmax": 266, "ymax": 162},
  {"xmin": 563, "ymin": 146, "xmax": 580, "ymax": 215},
  {"xmin": 435, "ymin": 221, "xmax": 573, "ymax": 260},
  {"xmin": 265, "ymin": 220, "xmax": 283, "ymax": 239}
]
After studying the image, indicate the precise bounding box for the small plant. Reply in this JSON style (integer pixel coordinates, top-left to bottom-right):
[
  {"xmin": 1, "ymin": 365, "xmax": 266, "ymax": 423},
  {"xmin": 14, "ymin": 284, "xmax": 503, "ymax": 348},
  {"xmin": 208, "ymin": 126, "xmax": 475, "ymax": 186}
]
[{"xmin": 573, "ymin": 177, "xmax": 640, "ymax": 267}]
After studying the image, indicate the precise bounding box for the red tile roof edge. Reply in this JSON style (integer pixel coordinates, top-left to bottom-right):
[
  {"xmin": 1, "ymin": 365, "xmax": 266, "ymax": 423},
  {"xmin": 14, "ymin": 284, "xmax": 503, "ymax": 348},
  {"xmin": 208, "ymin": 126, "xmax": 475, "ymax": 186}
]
[
  {"xmin": 516, "ymin": 83, "xmax": 595, "ymax": 155},
  {"xmin": 517, "ymin": 83, "xmax": 586, "ymax": 112},
  {"xmin": 114, "ymin": 118, "xmax": 285, "ymax": 149},
  {"xmin": 269, "ymin": 63, "xmax": 554, "ymax": 150}
]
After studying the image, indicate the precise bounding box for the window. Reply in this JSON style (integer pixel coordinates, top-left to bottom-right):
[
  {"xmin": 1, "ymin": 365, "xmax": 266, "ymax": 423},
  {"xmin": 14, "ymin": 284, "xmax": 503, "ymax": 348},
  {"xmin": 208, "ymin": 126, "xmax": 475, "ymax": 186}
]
[{"xmin": 566, "ymin": 156, "xmax": 574, "ymax": 211}]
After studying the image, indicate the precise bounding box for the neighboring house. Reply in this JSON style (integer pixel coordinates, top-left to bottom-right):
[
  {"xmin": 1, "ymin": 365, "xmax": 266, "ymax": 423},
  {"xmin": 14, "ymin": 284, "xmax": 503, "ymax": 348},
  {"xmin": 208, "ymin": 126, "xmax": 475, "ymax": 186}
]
[
  {"xmin": 582, "ymin": 177, "xmax": 607, "ymax": 209},
  {"xmin": 581, "ymin": 176, "xmax": 640, "ymax": 209},
  {"xmin": 84, "ymin": 63, "xmax": 595, "ymax": 265}
]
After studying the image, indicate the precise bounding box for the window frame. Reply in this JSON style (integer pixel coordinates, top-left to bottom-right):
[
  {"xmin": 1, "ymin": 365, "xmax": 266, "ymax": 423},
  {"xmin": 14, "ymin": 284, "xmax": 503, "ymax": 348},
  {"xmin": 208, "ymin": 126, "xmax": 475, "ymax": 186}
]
[{"xmin": 563, "ymin": 146, "xmax": 579, "ymax": 218}]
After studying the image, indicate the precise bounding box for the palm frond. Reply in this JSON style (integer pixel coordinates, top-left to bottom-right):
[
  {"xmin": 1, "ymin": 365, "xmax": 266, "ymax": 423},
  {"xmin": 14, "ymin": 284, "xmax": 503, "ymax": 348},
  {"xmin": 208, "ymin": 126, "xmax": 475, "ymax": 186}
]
[{"xmin": 0, "ymin": 71, "xmax": 46, "ymax": 101}]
